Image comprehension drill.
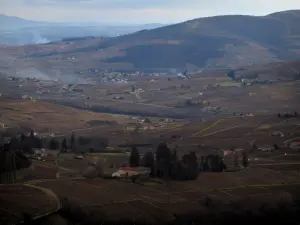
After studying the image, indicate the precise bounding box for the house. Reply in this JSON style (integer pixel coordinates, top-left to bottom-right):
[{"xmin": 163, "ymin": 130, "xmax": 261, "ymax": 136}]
[
  {"xmin": 138, "ymin": 118, "xmax": 146, "ymax": 123},
  {"xmin": 124, "ymin": 123, "xmax": 138, "ymax": 131},
  {"xmin": 74, "ymin": 155, "xmax": 84, "ymax": 160},
  {"xmin": 0, "ymin": 122, "xmax": 6, "ymax": 129},
  {"xmin": 289, "ymin": 142, "xmax": 300, "ymax": 149},
  {"xmin": 112, "ymin": 167, "xmax": 151, "ymax": 178},
  {"xmin": 271, "ymin": 131, "xmax": 284, "ymax": 137},
  {"xmin": 32, "ymin": 148, "xmax": 47, "ymax": 157},
  {"xmin": 222, "ymin": 150, "xmax": 234, "ymax": 157},
  {"xmin": 257, "ymin": 145, "xmax": 275, "ymax": 152},
  {"xmin": 142, "ymin": 125, "xmax": 155, "ymax": 130}
]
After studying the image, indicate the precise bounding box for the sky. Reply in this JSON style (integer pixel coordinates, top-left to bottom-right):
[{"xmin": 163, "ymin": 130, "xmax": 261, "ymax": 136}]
[{"xmin": 1, "ymin": 0, "xmax": 300, "ymax": 24}]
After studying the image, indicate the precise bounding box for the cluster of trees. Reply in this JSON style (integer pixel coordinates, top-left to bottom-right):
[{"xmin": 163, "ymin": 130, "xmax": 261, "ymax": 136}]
[
  {"xmin": 55, "ymin": 133, "xmax": 108, "ymax": 153},
  {"xmin": 278, "ymin": 112, "xmax": 298, "ymax": 118},
  {"xmin": 226, "ymin": 70, "xmax": 236, "ymax": 80},
  {"xmin": 1, "ymin": 131, "xmax": 108, "ymax": 153},
  {"xmin": 8, "ymin": 131, "xmax": 43, "ymax": 153},
  {"xmin": 199, "ymin": 155, "xmax": 226, "ymax": 172},
  {"xmin": 129, "ymin": 143, "xmax": 227, "ymax": 181}
]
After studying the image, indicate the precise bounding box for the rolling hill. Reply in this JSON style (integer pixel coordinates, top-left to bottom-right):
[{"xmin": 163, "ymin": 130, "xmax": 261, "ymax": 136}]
[
  {"xmin": 1, "ymin": 10, "xmax": 300, "ymax": 73},
  {"xmin": 0, "ymin": 97, "xmax": 131, "ymax": 134},
  {"xmin": 98, "ymin": 10, "xmax": 300, "ymax": 70}
]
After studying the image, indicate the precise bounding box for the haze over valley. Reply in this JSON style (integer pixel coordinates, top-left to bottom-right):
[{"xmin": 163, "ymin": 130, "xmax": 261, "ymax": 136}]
[{"xmin": 1, "ymin": 1, "xmax": 300, "ymax": 225}]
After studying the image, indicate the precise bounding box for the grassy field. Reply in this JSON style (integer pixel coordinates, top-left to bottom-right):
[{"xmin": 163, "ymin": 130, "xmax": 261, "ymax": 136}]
[{"xmin": 217, "ymin": 81, "xmax": 241, "ymax": 87}]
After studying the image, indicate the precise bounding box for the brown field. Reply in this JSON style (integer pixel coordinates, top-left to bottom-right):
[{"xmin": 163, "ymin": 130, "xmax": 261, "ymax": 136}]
[
  {"xmin": 0, "ymin": 98, "xmax": 131, "ymax": 134},
  {"xmin": 0, "ymin": 184, "xmax": 58, "ymax": 225},
  {"xmin": 17, "ymin": 161, "xmax": 59, "ymax": 181},
  {"xmin": 25, "ymin": 170, "xmax": 300, "ymax": 223},
  {"xmin": 1, "ymin": 114, "xmax": 300, "ymax": 224}
]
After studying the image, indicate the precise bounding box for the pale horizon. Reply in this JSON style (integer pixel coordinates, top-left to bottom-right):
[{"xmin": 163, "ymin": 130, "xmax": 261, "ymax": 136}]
[{"xmin": 1, "ymin": 0, "xmax": 300, "ymax": 24}]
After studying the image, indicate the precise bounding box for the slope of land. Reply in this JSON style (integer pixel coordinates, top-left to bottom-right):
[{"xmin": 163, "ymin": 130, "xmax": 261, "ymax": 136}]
[
  {"xmin": 0, "ymin": 97, "xmax": 131, "ymax": 134},
  {"xmin": 1, "ymin": 10, "xmax": 300, "ymax": 73}
]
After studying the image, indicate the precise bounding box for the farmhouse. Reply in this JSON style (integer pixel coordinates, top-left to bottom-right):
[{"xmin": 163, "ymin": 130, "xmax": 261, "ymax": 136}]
[
  {"xmin": 32, "ymin": 148, "xmax": 47, "ymax": 157},
  {"xmin": 289, "ymin": 142, "xmax": 300, "ymax": 149},
  {"xmin": 112, "ymin": 167, "xmax": 151, "ymax": 178},
  {"xmin": 257, "ymin": 145, "xmax": 275, "ymax": 152},
  {"xmin": 222, "ymin": 149, "xmax": 234, "ymax": 157},
  {"xmin": 124, "ymin": 123, "xmax": 138, "ymax": 131},
  {"xmin": 271, "ymin": 131, "xmax": 284, "ymax": 137},
  {"xmin": 142, "ymin": 125, "xmax": 155, "ymax": 130},
  {"xmin": 0, "ymin": 122, "xmax": 7, "ymax": 129}
]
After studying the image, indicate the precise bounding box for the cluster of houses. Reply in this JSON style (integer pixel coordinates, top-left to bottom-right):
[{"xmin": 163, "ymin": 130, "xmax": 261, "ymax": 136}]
[{"xmin": 21, "ymin": 95, "xmax": 36, "ymax": 101}]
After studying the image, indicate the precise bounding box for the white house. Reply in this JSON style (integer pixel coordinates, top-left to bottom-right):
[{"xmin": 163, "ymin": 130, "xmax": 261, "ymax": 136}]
[{"xmin": 112, "ymin": 167, "xmax": 151, "ymax": 178}]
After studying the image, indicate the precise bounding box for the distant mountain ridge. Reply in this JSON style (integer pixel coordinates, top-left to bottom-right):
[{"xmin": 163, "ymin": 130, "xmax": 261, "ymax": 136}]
[{"xmin": 0, "ymin": 14, "xmax": 166, "ymax": 45}]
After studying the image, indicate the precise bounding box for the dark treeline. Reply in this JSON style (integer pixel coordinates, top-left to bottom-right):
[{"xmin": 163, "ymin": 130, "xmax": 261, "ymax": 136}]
[
  {"xmin": 50, "ymin": 100, "xmax": 204, "ymax": 119},
  {"xmin": 0, "ymin": 131, "xmax": 108, "ymax": 153},
  {"xmin": 278, "ymin": 112, "xmax": 299, "ymax": 118},
  {"xmin": 130, "ymin": 143, "xmax": 226, "ymax": 181}
]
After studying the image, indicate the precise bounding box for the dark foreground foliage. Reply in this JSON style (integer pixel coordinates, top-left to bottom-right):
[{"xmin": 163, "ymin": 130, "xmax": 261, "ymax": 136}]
[{"xmin": 22, "ymin": 198, "xmax": 300, "ymax": 225}]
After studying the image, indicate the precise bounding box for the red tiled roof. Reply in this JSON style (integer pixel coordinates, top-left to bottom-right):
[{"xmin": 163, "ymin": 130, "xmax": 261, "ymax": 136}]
[{"xmin": 120, "ymin": 167, "xmax": 137, "ymax": 171}]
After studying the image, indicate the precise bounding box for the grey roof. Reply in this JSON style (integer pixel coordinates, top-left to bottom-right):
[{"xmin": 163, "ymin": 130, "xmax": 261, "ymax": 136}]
[{"xmin": 2, "ymin": 137, "xmax": 11, "ymax": 144}]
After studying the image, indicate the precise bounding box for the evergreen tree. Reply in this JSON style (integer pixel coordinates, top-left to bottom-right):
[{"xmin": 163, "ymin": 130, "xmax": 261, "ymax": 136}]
[
  {"xmin": 61, "ymin": 138, "xmax": 68, "ymax": 152},
  {"xmin": 70, "ymin": 133, "xmax": 76, "ymax": 151},
  {"xmin": 171, "ymin": 149, "xmax": 178, "ymax": 162},
  {"xmin": 49, "ymin": 138, "xmax": 59, "ymax": 150},
  {"xmin": 156, "ymin": 143, "xmax": 172, "ymax": 178},
  {"xmin": 226, "ymin": 70, "xmax": 236, "ymax": 80},
  {"xmin": 129, "ymin": 147, "xmax": 140, "ymax": 167},
  {"xmin": 180, "ymin": 152, "xmax": 199, "ymax": 180},
  {"xmin": 143, "ymin": 152, "xmax": 154, "ymax": 168},
  {"xmin": 242, "ymin": 151, "xmax": 249, "ymax": 168},
  {"xmin": 233, "ymin": 152, "xmax": 239, "ymax": 169}
]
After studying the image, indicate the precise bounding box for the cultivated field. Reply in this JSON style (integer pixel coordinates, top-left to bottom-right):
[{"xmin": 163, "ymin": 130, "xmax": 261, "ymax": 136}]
[
  {"xmin": 0, "ymin": 184, "xmax": 58, "ymax": 225},
  {"xmin": 0, "ymin": 98, "xmax": 132, "ymax": 134},
  {"xmin": 1, "ymin": 113, "xmax": 300, "ymax": 224},
  {"xmin": 30, "ymin": 166, "xmax": 300, "ymax": 223}
]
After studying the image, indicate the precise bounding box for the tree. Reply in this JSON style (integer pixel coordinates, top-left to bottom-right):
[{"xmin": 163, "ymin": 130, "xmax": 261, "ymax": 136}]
[
  {"xmin": 129, "ymin": 147, "xmax": 140, "ymax": 167},
  {"xmin": 156, "ymin": 143, "xmax": 172, "ymax": 177},
  {"xmin": 19, "ymin": 133, "xmax": 32, "ymax": 153},
  {"xmin": 61, "ymin": 138, "xmax": 68, "ymax": 152},
  {"xmin": 70, "ymin": 133, "xmax": 76, "ymax": 151},
  {"xmin": 156, "ymin": 143, "xmax": 172, "ymax": 164},
  {"xmin": 226, "ymin": 70, "xmax": 236, "ymax": 80},
  {"xmin": 143, "ymin": 152, "xmax": 154, "ymax": 168},
  {"xmin": 242, "ymin": 151, "xmax": 249, "ymax": 168},
  {"xmin": 171, "ymin": 149, "xmax": 178, "ymax": 162},
  {"xmin": 233, "ymin": 153, "xmax": 239, "ymax": 169},
  {"xmin": 49, "ymin": 138, "xmax": 59, "ymax": 150},
  {"xmin": 77, "ymin": 136, "xmax": 92, "ymax": 146}
]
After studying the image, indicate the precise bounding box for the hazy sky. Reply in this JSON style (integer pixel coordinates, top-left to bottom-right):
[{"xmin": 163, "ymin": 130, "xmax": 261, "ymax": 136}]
[{"xmin": 1, "ymin": 0, "xmax": 300, "ymax": 24}]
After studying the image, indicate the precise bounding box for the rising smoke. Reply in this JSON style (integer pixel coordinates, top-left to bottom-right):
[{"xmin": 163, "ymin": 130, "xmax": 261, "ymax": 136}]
[
  {"xmin": 16, "ymin": 68, "xmax": 51, "ymax": 80},
  {"xmin": 31, "ymin": 31, "xmax": 50, "ymax": 44}
]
